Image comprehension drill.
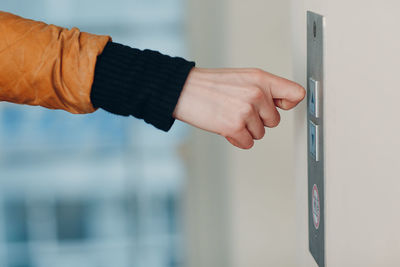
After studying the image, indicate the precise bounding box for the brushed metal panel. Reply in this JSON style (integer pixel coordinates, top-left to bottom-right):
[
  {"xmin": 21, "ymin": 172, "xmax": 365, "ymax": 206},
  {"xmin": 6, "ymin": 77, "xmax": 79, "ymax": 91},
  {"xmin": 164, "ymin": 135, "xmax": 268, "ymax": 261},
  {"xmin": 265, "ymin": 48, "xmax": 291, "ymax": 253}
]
[{"xmin": 307, "ymin": 11, "xmax": 325, "ymax": 267}]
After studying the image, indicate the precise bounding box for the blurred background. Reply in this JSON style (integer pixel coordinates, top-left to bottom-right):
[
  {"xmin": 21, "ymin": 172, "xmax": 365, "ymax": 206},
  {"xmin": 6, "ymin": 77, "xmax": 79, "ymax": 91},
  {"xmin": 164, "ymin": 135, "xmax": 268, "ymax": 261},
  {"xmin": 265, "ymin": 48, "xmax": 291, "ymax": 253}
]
[{"xmin": 0, "ymin": 0, "xmax": 299, "ymax": 267}]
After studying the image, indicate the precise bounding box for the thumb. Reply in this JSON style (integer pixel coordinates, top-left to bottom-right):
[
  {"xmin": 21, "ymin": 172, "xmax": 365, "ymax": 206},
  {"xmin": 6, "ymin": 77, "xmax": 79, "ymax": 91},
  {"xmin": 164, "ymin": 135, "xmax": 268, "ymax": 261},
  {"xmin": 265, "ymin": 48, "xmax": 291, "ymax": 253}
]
[{"xmin": 268, "ymin": 76, "xmax": 305, "ymax": 108}]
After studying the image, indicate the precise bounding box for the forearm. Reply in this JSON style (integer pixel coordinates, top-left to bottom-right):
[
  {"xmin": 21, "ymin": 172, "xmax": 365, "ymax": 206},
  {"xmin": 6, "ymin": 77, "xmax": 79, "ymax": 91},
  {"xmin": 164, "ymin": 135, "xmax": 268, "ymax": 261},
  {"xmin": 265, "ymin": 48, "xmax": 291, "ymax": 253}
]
[
  {"xmin": 0, "ymin": 11, "xmax": 110, "ymax": 113},
  {"xmin": 0, "ymin": 11, "xmax": 306, "ymax": 149},
  {"xmin": 90, "ymin": 42, "xmax": 195, "ymax": 131},
  {"xmin": 0, "ymin": 11, "xmax": 195, "ymax": 131}
]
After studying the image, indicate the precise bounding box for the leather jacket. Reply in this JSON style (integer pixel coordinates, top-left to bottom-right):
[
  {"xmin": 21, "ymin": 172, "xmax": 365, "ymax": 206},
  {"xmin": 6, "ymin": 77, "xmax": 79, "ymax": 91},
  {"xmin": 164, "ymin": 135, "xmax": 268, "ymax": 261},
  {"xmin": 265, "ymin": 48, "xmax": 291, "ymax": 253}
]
[{"xmin": 0, "ymin": 11, "xmax": 110, "ymax": 114}]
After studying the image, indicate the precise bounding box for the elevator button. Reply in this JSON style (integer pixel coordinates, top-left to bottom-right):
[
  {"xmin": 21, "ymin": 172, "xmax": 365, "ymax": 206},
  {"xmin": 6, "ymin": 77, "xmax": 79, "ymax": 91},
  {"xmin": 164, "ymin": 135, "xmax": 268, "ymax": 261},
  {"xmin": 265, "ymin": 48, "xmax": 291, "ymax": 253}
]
[
  {"xmin": 309, "ymin": 78, "xmax": 319, "ymax": 118},
  {"xmin": 309, "ymin": 120, "xmax": 319, "ymax": 161}
]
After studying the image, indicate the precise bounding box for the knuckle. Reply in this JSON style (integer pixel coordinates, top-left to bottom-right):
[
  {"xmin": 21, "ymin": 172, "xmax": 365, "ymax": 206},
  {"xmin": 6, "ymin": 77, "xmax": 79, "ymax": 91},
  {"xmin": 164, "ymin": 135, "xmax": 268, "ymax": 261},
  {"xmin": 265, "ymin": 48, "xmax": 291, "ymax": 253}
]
[
  {"xmin": 232, "ymin": 121, "xmax": 246, "ymax": 134},
  {"xmin": 220, "ymin": 126, "xmax": 231, "ymax": 138},
  {"xmin": 255, "ymin": 127, "xmax": 266, "ymax": 140},
  {"xmin": 263, "ymin": 111, "xmax": 281, "ymax": 128},
  {"xmin": 223, "ymin": 120, "xmax": 245, "ymax": 137},
  {"xmin": 239, "ymin": 103, "xmax": 254, "ymax": 119},
  {"xmin": 247, "ymin": 87, "xmax": 264, "ymax": 102},
  {"xmin": 261, "ymin": 127, "xmax": 266, "ymax": 137},
  {"xmin": 270, "ymin": 113, "xmax": 281, "ymax": 128},
  {"xmin": 250, "ymin": 68, "xmax": 264, "ymax": 84}
]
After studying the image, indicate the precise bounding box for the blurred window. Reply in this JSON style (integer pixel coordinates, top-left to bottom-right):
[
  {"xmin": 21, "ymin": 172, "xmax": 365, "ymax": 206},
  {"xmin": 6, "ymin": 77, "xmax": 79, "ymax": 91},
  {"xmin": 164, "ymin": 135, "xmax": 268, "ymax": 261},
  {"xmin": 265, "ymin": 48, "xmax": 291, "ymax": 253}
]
[
  {"xmin": 0, "ymin": 1, "xmax": 188, "ymax": 267},
  {"xmin": 55, "ymin": 201, "xmax": 90, "ymax": 241},
  {"xmin": 4, "ymin": 200, "xmax": 29, "ymax": 243}
]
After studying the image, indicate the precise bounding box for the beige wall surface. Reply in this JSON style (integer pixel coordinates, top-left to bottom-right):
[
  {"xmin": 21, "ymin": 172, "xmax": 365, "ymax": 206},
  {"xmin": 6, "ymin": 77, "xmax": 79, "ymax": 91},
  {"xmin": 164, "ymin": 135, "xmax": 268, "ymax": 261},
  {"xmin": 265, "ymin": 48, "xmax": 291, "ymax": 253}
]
[
  {"xmin": 184, "ymin": 0, "xmax": 299, "ymax": 267},
  {"xmin": 292, "ymin": 1, "xmax": 400, "ymax": 266},
  {"xmin": 185, "ymin": 0, "xmax": 400, "ymax": 266},
  {"xmin": 224, "ymin": 1, "xmax": 297, "ymax": 267},
  {"xmin": 182, "ymin": 1, "xmax": 231, "ymax": 266}
]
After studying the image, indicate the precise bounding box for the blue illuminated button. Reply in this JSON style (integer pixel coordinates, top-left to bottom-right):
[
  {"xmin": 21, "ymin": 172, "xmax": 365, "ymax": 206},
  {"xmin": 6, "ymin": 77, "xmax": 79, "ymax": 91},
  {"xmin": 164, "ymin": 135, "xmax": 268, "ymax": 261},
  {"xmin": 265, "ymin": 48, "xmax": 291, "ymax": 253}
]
[
  {"xmin": 309, "ymin": 120, "xmax": 319, "ymax": 161},
  {"xmin": 309, "ymin": 78, "xmax": 319, "ymax": 118}
]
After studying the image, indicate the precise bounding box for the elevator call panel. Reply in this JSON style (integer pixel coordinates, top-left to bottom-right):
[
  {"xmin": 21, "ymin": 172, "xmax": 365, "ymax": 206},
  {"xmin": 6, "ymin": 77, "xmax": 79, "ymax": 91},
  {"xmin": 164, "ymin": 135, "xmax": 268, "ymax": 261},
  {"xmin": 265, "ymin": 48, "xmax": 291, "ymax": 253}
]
[{"xmin": 307, "ymin": 11, "xmax": 325, "ymax": 267}]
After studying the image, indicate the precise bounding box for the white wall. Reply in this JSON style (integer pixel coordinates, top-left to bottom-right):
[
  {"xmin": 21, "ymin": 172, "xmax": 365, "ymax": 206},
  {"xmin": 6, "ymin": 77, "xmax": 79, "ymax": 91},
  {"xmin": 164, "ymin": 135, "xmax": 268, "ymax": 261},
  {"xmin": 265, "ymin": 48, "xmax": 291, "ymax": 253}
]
[
  {"xmin": 184, "ymin": 0, "xmax": 298, "ymax": 266},
  {"xmin": 292, "ymin": 1, "xmax": 400, "ymax": 266},
  {"xmin": 185, "ymin": 0, "xmax": 400, "ymax": 266},
  {"xmin": 182, "ymin": 1, "xmax": 231, "ymax": 266},
  {"xmin": 224, "ymin": 1, "xmax": 297, "ymax": 266}
]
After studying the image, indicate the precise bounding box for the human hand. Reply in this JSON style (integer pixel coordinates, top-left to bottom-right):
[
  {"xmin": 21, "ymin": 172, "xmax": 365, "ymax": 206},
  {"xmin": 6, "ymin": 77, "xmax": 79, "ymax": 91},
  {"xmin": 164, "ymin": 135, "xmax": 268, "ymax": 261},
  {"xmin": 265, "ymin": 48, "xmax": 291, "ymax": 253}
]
[{"xmin": 173, "ymin": 67, "xmax": 305, "ymax": 149}]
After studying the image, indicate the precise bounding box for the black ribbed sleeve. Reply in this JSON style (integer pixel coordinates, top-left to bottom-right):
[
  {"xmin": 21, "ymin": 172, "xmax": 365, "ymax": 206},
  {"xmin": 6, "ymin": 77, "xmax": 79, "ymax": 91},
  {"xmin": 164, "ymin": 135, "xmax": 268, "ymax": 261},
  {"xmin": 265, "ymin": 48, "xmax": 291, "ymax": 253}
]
[{"xmin": 90, "ymin": 41, "xmax": 195, "ymax": 131}]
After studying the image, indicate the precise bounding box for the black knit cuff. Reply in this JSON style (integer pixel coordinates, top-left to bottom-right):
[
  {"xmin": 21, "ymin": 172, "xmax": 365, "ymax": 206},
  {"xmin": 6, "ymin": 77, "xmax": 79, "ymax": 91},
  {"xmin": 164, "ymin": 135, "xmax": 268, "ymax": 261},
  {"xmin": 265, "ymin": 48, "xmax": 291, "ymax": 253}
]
[{"xmin": 90, "ymin": 41, "xmax": 196, "ymax": 131}]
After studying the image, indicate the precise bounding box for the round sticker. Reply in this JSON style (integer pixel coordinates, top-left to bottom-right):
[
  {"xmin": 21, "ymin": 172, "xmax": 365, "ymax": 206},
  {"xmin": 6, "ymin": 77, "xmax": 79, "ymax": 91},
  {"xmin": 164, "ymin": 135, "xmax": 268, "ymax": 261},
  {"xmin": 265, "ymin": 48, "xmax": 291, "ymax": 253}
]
[{"xmin": 312, "ymin": 184, "xmax": 320, "ymax": 229}]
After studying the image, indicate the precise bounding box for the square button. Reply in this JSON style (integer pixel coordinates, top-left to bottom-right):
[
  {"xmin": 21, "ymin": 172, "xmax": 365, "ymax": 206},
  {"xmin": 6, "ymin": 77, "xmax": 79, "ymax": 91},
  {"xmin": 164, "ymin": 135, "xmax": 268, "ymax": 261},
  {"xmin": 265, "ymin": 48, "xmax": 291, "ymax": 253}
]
[
  {"xmin": 308, "ymin": 78, "xmax": 319, "ymax": 118},
  {"xmin": 309, "ymin": 120, "xmax": 319, "ymax": 161}
]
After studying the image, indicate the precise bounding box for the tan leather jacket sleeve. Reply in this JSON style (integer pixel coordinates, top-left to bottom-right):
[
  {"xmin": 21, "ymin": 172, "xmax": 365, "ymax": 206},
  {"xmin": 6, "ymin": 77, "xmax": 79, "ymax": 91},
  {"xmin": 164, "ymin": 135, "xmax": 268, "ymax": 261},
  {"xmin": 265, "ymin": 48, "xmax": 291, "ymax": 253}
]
[{"xmin": 0, "ymin": 11, "xmax": 111, "ymax": 114}]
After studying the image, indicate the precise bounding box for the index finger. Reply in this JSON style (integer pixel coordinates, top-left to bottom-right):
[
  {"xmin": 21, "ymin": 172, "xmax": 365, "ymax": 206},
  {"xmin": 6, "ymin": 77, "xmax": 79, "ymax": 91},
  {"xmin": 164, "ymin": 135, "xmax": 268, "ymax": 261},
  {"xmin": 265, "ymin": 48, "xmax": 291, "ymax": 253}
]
[{"xmin": 270, "ymin": 76, "xmax": 305, "ymax": 102}]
